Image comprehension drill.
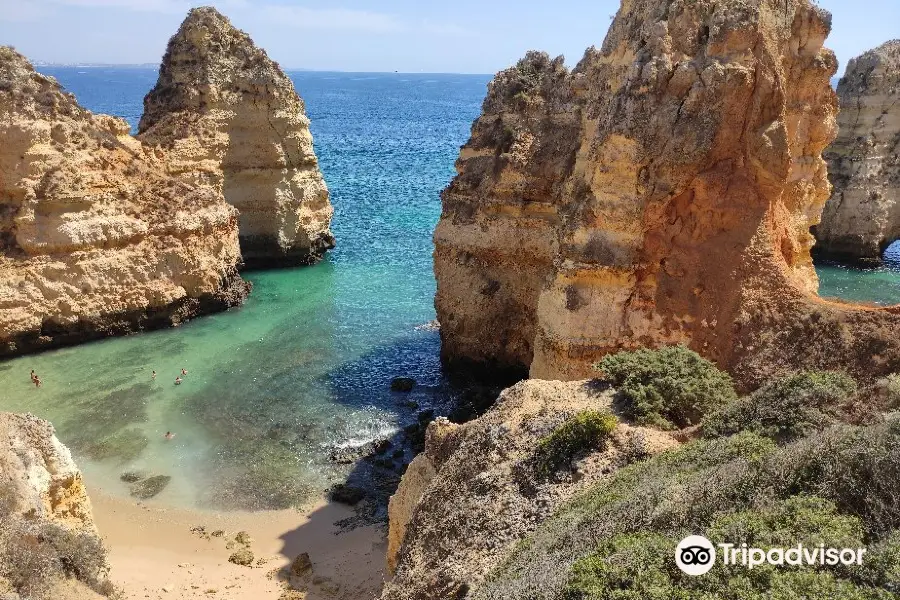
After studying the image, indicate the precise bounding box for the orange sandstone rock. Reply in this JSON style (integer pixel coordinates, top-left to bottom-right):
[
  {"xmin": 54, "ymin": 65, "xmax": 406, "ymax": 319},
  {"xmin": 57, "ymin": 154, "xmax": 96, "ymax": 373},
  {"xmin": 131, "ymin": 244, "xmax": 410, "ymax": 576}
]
[
  {"xmin": 434, "ymin": 0, "xmax": 900, "ymax": 389},
  {"xmin": 0, "ymin": 47, "xmax": 248, "ymax": 357}
]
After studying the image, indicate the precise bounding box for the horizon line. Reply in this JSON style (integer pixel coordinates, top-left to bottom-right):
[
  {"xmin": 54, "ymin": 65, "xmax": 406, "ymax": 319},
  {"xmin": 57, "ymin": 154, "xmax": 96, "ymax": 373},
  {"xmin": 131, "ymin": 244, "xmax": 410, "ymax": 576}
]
[{"xmin": 33, "ymin": 62, "xmax": 495, "ymax": 76}]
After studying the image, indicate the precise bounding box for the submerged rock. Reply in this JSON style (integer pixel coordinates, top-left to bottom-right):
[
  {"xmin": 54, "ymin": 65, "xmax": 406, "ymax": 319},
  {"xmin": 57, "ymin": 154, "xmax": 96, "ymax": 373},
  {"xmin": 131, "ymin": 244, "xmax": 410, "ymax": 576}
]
[
  {"xmin": 139, "ymin": 7, "xmax": 334, "ymax": 268},
  {"xmin": 434, "ymin": 0, "xmax": 900, "ymax": 389},
  {"xmin": 0, "ymin": 47, "xmax": 249, "ymax": 357},
  {"xmin": 119, "ymin": 471, "xmax": 146, "ymax": 483},
  {"xmin": 815, "ymin": 40, "xmax": 900, "ymax": 263},
  {"xmin": 390, "ymin": 377, "xmax": 416, "ymax": 392},
  {"xmin": 130, "ymin": 474, "xmax": 172, "ymax": 499}
]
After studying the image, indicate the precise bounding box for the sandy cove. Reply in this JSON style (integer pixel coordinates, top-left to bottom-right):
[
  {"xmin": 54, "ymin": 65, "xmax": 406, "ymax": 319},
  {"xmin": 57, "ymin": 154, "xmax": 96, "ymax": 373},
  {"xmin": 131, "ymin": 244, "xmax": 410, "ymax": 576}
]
[{"xmin": 89, "ymin": 488, "xmax": 387, "ymax": 600}]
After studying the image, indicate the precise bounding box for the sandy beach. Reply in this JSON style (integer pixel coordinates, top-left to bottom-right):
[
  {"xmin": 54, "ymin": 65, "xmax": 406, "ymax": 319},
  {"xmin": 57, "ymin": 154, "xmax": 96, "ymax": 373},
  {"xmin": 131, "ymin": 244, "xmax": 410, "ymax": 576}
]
[{"xmin": 89, "ymin": 489, "xmax": 387, "ymax": 600}]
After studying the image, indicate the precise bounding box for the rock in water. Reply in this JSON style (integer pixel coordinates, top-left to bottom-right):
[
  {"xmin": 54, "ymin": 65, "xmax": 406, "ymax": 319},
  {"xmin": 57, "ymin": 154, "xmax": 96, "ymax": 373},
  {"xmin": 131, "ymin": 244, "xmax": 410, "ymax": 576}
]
[
  {"xmin": 434, "ymin": 0, "xmax": 900, "ymax": 389},
  {"xmin": 390, "ymin": 377, "xmax": 416, "ymax": 392},
  {"xmin": 815, "ymin": 40, "xmax": 900, "ymax": 263},
  {"xmin": 139, "ymin": 7, "xmax": 334, "ymax": 269},
  {"xmin": 0, "ymin": 47, "xmax": 249, "ymax": 358},
  {"xmin": 130, "ymin": 474, "xmax": 172, "ymax": 499}
]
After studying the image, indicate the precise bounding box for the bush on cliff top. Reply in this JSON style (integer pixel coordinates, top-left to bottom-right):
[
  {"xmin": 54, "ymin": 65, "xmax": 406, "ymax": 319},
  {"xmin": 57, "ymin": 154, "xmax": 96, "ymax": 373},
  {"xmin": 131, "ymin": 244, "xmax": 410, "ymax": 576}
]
[
  {"xmin": 533, "ymin": 411, "xmax": 618, "ymax": 479},
  {"xmin": 595, "ymin": 345, "xmax": 737, "ymax": 429},
  {"xmin": 703, "ymin": 370, "xmax": 858, "ymax": 442}
]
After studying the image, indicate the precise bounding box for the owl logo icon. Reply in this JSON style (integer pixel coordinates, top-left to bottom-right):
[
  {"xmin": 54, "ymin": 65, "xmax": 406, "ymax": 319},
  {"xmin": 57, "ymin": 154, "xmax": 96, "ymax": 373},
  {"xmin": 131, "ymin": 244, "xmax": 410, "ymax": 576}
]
[{"xmin": 676, "ymin": 535, "xmax": 716, "ymax": 576}]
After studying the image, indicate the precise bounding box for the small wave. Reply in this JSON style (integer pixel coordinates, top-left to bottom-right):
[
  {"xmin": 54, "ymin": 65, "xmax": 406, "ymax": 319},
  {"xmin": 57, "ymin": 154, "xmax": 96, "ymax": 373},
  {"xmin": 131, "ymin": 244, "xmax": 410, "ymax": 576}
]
[{"xmin": 325, "ymin": 407, "xmax": 399, "ymax": 450}]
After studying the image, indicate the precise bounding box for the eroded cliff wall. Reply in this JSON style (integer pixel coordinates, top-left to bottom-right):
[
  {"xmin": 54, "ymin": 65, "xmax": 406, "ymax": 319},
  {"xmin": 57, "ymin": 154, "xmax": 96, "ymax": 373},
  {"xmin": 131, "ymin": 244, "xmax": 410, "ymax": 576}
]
[
  {"xmin": 0, "ymin": 47, "xmax": 248, "ymax": 357},
  {"xmin": 139, "ymin": 7, "xmax": 334, "ymax": 268},
  {"xmin": 381, "ymin": 380, "xmax": 679, "ymax": 599},
  {"xmin": 815, "ymin": 40, "xmax": 900, "ymax": 263},
  {"xmin": 0, "ymin": 412, "xmax": 94, "ymax": 530},
  {"xmin": 435, "ymin": 0, "xmax": 900, "ymax": 389}
]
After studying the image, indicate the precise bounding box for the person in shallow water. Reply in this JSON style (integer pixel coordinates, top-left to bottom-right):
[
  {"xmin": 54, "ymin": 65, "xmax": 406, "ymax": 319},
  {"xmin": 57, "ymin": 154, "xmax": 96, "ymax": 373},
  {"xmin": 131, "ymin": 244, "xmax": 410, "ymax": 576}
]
[
  {"xmin": 165, "ymin": 431, "xmax": 176, "ymax": 440},
  {"xmin": 33, "ymin": 376, "xmax": 42, "ymax": 388},
  {"xmin": 174, "ymin": 377, "xmax": 183, "ymax": 385},
  {"xmin": 152, "ymin": 370, "xmax": 157, "ymax": 380}
]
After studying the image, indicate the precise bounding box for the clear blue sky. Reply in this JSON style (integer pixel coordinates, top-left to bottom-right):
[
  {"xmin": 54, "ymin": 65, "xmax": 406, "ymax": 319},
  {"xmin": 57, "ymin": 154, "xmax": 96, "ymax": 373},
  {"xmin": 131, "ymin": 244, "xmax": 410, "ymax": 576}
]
[{"xmin": 0, "ymin": 0, "xmax": 896, "ymax": 75}]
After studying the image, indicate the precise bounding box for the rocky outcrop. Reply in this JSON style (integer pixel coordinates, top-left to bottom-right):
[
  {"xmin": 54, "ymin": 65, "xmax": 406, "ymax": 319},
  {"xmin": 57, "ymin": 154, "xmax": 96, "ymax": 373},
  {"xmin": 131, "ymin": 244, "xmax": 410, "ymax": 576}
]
[
  {"xmin": 139, "ymin": 7, "xmax": 334, "ymax": 268},
  {"xmin": 0, "ymin": 47, "xmax": 249, "ymax": 357},
  {"xmin": 814, "ymin": 40, "xmax": 900, "ymax": 263},
  {"xmin": 382, "ymin": 380, "xmax": 679, "ymax": 599},
  {"xmin": 0, "ymin": 412, "xmax": 94, "ymax": 530},
  {"xmin": 435, "ymin": 0, "xmax": 900, "ymax": 389}
]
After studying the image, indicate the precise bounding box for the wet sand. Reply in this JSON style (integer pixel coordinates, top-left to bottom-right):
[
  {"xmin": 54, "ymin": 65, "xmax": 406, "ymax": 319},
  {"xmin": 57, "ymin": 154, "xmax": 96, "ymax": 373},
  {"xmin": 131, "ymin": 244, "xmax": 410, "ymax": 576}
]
[{"xmin": 90, "ymin": 490, "xmax": 387, "ymax": 600}]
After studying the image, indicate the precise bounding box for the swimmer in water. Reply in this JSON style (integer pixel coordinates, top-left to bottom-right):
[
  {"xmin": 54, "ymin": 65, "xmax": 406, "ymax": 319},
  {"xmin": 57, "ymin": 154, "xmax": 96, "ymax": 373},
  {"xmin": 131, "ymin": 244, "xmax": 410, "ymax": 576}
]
[
  {"xmin": 165, "ymin": 431, "xmax": 175, "ymax": 440},
  {"xmin": 181, "ymin": 368, "xmax": 188, "ymax": 376},
  {"xmin": 174, "ymin": 377, "xmax": 183, "ymax": 385}
]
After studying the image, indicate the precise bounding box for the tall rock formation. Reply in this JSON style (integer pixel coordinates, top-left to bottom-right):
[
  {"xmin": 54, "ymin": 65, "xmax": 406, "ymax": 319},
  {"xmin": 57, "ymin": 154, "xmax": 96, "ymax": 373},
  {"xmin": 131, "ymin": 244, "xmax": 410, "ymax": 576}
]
[
  {"xmin": 814, "ymin": 40, "xmax": 900, "ymax": 263},
  {"xmin": 139, "ymin": 7, "xmax": 334, "ymax": 268},
  {"xmin": 435, "ymin": 0, "xmax": 900, "ymax": 389},
  {"xmin": 0, "ymin": 47, "xmax": 248, "ymax": 357}
]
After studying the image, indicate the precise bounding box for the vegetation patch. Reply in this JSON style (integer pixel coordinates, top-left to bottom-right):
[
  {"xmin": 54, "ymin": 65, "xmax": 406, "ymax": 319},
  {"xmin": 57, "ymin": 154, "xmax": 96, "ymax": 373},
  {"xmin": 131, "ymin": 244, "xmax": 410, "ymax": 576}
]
[
  {"xmin": 533, "ymin": 411, "xmax": 618, "ymax": 478},
  {"xmin": 595, "ymin": 345, "xmax": 737, "ymax": 429},
  {"xmin": 476, "ymin": 418, "xmax": 900, "ymax": 599},
  {"xmin": 703, "ymin": 371, "xmax": 858, "ymax": 441},
  {"xmin": 564, "ymin": 497, "xmax": 893, "ymax": 600},
  {"xmin": 0, "ymin": 516, "xmax": 121, "ymax": 599}
]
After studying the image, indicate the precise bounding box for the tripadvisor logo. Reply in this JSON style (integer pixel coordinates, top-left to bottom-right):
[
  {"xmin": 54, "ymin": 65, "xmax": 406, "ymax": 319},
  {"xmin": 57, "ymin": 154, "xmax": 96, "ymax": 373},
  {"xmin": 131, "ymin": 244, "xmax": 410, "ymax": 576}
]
[{"xmin": 675, "ymin": 535, "xmax": 866, "ymax": 576}]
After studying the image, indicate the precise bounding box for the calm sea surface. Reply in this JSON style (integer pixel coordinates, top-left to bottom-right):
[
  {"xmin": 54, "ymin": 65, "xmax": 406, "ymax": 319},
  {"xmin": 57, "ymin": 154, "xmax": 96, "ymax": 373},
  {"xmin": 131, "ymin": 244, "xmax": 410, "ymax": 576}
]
[{"xmin": 0, "ymin": 67, "xmax": 896, "ymax": 510}]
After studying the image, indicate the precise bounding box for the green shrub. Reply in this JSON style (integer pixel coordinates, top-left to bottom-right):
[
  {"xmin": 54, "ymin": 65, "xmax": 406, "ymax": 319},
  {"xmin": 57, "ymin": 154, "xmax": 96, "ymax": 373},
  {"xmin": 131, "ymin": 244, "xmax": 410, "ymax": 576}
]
[
  {"xmin": 534, "ymin": 411, "xmax": 618, "ymax": 478},
  {"xmin": 774, "ymin": 418, "xmax": 900, "ymax": 537},
  {"xmin": 477, "ymin": 419, "xmax": 900, "ymax": 600},
  {"xmin": 563, "ymin": 533, "xmax": 681, "ymax": 600},
  {"xmin": 595, "ymin": 345, "xmax": 737, "ymax": 429},
  {"xmin": 703, "ymin": 371, "xmax": 857, "ymax": 441},
  {"xmin": 875, "ymin": 374, "xmax": 900, "ymax": 409},
  {"xmin": 563, "ymin": 497, "xmax": 890, "ymax": 600}
]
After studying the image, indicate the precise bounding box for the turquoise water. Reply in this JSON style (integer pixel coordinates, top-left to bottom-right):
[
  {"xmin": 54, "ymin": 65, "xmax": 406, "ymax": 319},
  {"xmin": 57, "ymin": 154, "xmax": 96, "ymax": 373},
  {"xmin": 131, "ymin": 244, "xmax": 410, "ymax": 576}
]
[
  {"xmin": 816, "ymin": 243, "xmax": 900, "ymax": 306},
  {"xmin": 0, "ymin": 68, "xmax": 490, "ymax": 510},
  {"xmin": 1, "ymin": 68, "xmax": 898, "ymax": 511}
]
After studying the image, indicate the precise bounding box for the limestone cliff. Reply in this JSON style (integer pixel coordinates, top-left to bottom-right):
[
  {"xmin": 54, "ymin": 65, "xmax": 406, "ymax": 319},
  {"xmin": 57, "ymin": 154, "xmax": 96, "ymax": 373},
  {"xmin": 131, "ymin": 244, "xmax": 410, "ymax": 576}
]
[
  {"xmin": 435, "ymin": 0, "xmax": 900, "ymax": 389},
  {"xmin": 0, "ymin": 47, "xmax": 249, "ymax": 357},
  {"xmin": 139, "ymin": 7, "xmax": 334, "ymax": 268},
  {"xmin": 0, "ymin": 412, "xmax": 94, "ymax": 530},
  {"xmin": 815, "ymin": 40, "xmax": 900, "ymax": 263},
  {"xmin": 381, "ymin": 380, "xmax": 678, "ymax": 599}
]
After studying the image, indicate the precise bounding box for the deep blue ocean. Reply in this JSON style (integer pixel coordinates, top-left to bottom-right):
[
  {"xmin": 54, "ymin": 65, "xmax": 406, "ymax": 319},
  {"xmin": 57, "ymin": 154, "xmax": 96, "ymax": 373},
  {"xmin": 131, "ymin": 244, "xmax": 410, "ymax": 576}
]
[{"xmin": 0, "ymin": 67, "xmax": 896, "ymax": 511}]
